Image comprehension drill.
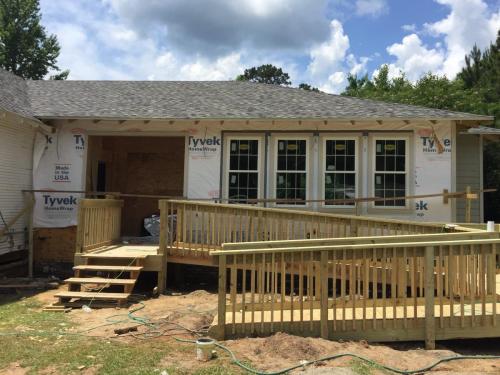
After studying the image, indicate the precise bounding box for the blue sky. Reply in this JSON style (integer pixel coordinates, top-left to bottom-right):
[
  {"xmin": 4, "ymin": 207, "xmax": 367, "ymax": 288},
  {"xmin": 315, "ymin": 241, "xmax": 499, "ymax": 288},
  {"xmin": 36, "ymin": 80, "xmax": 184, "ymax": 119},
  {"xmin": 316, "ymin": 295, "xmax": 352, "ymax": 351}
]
[{"xmin": 39, "ymin": 0, "xmax": 499, "ymax": 93}]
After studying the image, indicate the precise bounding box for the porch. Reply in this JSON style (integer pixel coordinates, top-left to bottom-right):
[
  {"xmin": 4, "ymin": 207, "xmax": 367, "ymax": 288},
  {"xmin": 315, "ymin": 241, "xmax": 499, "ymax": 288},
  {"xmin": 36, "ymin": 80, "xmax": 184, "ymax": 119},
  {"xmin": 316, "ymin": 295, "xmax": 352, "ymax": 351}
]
[{"xmin": 56, "ymin": 196, "xmax": 500, "ymax": 347}]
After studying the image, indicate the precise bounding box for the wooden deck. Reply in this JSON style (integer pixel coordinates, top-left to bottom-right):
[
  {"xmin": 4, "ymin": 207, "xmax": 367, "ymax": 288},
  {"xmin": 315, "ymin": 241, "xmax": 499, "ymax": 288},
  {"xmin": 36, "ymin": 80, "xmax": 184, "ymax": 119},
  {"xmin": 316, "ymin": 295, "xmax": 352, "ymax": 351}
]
[{"xmin": 66, "ymin": 197, "xmax": 500, "ymax": 346}]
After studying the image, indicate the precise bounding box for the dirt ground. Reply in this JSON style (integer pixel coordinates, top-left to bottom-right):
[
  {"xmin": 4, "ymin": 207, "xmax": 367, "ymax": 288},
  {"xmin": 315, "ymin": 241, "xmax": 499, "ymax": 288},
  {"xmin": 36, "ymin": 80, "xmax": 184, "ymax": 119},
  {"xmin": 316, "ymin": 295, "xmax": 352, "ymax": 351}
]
[{"xmin": 24, "ymin": 286, "xmax": 500, "ymax": 374}]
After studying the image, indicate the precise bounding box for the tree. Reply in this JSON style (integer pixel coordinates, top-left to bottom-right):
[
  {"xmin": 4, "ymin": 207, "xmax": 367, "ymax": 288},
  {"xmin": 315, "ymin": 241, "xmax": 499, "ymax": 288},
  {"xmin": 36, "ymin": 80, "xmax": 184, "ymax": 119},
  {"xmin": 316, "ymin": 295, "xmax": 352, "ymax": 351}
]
[
  {"xmin": 298, "ymin": 83, "xmax": 320, "ymax": 92},
  {"xmin": 236, "ymin": 64, "xmax": 291, "ymax": 85},
  {"xmin": 0, "ymin": 0, "xmax": 68, "ymax": 79}
]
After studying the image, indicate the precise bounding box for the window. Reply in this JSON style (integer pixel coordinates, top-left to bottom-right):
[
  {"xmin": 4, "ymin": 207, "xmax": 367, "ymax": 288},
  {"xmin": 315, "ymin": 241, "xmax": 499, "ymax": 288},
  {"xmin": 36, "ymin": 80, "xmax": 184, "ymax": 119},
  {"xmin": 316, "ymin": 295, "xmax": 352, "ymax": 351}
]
[
  {"xmin": 374, "ymin": 139, "xmax": 407, "ymax": 207},
  {"xmin": 324, "ymin": 139, "xmax": 356, "ymax": 206},
  {"xmin": 276, "ymin": 139, "xmax": 307, "ymax": 205},
  {"xmin": 228, "ymin": 139, "xmax": 259, "ymax": 203}
]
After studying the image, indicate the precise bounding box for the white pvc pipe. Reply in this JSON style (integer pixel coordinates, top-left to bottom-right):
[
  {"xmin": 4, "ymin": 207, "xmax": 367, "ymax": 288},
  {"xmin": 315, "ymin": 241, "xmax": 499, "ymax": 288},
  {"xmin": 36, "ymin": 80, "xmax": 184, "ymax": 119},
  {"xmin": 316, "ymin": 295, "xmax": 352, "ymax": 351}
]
[{"xmin": 486, "ymin": 221, "xmax": 495, "ymax": 232}]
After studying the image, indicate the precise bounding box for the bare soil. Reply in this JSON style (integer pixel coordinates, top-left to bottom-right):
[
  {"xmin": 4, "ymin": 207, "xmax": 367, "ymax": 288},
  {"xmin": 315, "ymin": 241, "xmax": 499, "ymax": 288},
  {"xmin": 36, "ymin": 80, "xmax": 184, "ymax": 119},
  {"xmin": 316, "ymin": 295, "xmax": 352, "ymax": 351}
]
[{"xmin": 33, "ymin": 287, "xmax": 500, "ymax": 374}]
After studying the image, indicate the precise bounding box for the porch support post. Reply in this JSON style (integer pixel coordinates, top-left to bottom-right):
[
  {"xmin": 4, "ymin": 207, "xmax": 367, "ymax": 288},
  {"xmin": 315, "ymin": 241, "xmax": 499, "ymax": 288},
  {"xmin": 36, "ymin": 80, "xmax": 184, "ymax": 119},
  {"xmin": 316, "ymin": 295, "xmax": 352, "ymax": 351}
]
[
  {"xmin": 425, "ymin": 245, "xmax": 436, "ymax": 349},
  {"xmin": 158, "ymin": 200, "xmax": 168, "ymax": 294},
  {"xmin": 217, "ymin": 254, "xmax": 227, "ymax": 340}
]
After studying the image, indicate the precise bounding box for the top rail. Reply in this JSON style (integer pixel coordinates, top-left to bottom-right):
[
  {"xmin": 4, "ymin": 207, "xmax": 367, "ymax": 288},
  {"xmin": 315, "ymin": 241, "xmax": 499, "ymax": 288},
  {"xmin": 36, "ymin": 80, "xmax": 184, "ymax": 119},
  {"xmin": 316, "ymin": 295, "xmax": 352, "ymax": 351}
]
[{"xmin": 220, "ymin": 230, "xmax": 496, "ymax": 251}]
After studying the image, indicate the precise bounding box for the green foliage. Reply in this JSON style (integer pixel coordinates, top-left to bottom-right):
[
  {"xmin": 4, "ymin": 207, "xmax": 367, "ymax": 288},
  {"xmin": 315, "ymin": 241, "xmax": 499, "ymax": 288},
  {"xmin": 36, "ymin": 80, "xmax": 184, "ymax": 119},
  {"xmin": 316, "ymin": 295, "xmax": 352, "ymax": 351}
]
[
  {"xmin": 0, "ymin": 0, "xmax": 68, "ymax": 79},
  {"xmin": 236, "ymin": 64, "xmax": 291, "ymax": 85},
  {"xmin": 298, "ymin": 83, "xmax": 320, "ymax": 92}
]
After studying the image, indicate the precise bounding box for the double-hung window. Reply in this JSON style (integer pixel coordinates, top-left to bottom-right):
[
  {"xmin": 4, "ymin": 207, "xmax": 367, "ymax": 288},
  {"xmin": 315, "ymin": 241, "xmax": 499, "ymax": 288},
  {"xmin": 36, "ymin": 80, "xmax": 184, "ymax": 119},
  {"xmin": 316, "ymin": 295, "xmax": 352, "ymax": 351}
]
[
  {"xmin": 374, "ymin": 138, "xmax": 407, "ymax": 207},
  {"xmin": 276, "ymin": 139, "xmax": 307, "ymax": 205},
  {"xmin": 228, "ymin": 139, "xmax": 259, "ymax": 203},
  {"xmin": 324, "ymin": 139, "xmax": 356, "ymax": 206}
]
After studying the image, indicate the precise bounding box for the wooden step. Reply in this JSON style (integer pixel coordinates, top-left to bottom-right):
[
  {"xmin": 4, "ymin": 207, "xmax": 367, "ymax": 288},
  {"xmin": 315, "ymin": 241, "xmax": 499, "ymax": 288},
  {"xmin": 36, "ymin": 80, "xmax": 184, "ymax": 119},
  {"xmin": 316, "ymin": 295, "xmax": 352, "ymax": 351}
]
[
  {"xmin": 82, "ymin": 253, "xmax": 147, "ymax": 259},
  {"xmin": 55, "ymin": 291, "xmax": 130, "ymax": 301},
  {"xmin": 65, "ymin": 277, "xmax": 137, "ymax": 285},
  {"xmin": 73, "ymin": 265, "xmax": 143, "ymax": 272}
]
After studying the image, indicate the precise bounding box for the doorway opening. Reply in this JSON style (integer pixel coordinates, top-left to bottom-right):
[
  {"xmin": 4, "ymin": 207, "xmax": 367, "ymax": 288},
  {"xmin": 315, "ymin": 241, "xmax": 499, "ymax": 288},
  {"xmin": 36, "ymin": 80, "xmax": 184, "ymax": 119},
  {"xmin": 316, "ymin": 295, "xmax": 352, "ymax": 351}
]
[{"xmin": 86, "ymin": 136, "xmax": 185, "ymax": 236}]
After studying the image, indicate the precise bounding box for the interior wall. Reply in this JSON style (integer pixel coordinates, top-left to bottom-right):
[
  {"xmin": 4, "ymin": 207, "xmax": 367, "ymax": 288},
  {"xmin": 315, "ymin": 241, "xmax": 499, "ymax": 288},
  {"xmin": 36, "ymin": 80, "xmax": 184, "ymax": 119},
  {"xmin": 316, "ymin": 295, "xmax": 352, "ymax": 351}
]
[{"xmin": 88, "ymin": 136, "xmax": 185, "ymax": 236}]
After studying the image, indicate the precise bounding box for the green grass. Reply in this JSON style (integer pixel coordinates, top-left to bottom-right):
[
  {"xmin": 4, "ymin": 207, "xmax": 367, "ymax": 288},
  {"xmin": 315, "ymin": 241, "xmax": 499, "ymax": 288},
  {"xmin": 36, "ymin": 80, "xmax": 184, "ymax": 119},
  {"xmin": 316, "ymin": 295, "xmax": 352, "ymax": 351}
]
[
  {"xmin": 350, "ymin": 358, "xmax": 391, "ymax": 375},
  {"xmin": 0, "ymin": 296, "xmax": 245, "ymax": 375}
]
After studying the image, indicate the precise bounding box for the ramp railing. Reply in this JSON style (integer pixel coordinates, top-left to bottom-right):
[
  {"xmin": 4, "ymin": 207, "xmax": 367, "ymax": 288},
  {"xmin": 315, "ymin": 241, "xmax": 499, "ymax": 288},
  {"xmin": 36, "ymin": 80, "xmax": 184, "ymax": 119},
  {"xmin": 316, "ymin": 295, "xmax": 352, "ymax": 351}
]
[
  {"xmin": 158, "ymin": 200, "xmax": 467, "ymax": 259},
  {"xmin": 210, "ymin": 232, "xmax": 500, "ymax": 348}
]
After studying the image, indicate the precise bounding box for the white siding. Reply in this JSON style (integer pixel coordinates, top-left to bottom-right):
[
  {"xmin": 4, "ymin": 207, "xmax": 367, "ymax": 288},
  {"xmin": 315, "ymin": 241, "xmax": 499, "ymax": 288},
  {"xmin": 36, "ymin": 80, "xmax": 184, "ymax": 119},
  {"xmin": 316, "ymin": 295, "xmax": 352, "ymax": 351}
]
[{"xmin": 0, "ymin": 112, "xmax": 36, "ymax": 256}]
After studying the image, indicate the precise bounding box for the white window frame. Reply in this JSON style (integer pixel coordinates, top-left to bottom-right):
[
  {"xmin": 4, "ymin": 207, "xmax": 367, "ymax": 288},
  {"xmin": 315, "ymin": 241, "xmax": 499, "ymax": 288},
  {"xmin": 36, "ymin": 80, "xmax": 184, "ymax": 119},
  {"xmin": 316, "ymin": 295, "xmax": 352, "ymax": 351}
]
[
  {"xmin": 274, "ymin": 136, "xmax": 309, "ymax": 206},
  {"xmin": 225, "ymin": 136, "xmax": 262, "ymax": 203},
  {"xmin": 321, "ymin": 136, "xmax": 359, "ymax": 208},
  {"xmin": 371, "ymin": 135, "xmax": 410, "ymax": 209}
]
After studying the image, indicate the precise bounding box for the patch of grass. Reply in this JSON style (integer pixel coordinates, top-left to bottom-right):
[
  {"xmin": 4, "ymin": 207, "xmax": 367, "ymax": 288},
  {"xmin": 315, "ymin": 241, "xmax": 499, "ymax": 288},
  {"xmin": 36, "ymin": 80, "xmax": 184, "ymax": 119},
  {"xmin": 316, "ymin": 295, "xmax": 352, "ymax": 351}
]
[
  {"xmin": 350, "ymin": 358, "xmax": 391, "ymax": 375},
  {"xmin": 0, "ymin": 296, "xmax": 248, "ymax": 375}
]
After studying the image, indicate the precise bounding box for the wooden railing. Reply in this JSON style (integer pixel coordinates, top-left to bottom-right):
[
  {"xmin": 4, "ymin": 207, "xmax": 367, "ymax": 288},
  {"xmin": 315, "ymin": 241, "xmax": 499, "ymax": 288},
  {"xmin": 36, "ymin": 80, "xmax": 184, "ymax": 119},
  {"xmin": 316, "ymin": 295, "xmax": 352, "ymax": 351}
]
[
  {"xmin": 75, "ymin": 198, "xmax": 123, "ymax": 253},
  {"xmin": 158, "ymin": 200, "xmax": 467, "ymax": 259},
  {"xmin": 210, "ymin": 233, "xmax": 500, "ymax": 348}
]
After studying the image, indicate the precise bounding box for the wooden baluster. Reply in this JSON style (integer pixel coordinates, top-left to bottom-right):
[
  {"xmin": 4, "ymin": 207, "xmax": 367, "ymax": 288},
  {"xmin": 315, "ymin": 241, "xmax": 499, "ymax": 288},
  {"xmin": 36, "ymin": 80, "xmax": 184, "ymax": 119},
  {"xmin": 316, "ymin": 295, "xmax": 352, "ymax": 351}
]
[
  {"xmin": 230, "ymin": 257, "xmax": 237, "ymax": 335},
  {"xmin": 251, "ymin": 253, "xmax": 256, "ymax": 334},
  {"xmin": 350, "ymin": 251, "xmax": 356, "ymax": 330},
  {"xmin": 332, "ymin": 249, "xmax": 337, "ymax": 332},
  {"xmin": 299, "ymin": 251, "xmax": 304, "ymax": 332},
  {"xmin": 372, "ymin": 247, "xmax": 377, "ymax": 330},
  {"xmin": 459, "ymin": 245, "xmax": 465, "ymax": 328},
  {"xmin": 241, "ymin": 254, "xmax": 247, "ymax": 335},
  {"xmin": 340, "ymin": 249, "xmax": 346, "ymax": 331},
  {"xmin": 281, "ymin": 252, "xmax": 286, "ymax": 331},
  {"xmin": 320, "ymin": 250, "xmax": 329, "ymax": 339}
]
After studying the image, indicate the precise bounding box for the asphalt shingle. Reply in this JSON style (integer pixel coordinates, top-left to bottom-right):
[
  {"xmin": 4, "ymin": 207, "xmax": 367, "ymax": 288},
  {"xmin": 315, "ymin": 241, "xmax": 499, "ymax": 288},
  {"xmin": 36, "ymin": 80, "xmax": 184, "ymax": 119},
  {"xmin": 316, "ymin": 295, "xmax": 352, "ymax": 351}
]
[
  {"xmin": 25, "ymin": 79, "xmax": 492, "ymax": 121},
  {"xmin": 0, "ymin": 69, "xmax": 33, "ymax": 119}
]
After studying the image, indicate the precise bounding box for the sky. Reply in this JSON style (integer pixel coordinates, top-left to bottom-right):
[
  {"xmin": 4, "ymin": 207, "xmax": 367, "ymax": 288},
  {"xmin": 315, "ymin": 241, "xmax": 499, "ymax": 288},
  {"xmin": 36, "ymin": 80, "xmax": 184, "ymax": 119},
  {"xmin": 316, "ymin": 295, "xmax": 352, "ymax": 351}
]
[{"xmin": 39, "ymin": 0, "xmax": 500, "ymax": 93}]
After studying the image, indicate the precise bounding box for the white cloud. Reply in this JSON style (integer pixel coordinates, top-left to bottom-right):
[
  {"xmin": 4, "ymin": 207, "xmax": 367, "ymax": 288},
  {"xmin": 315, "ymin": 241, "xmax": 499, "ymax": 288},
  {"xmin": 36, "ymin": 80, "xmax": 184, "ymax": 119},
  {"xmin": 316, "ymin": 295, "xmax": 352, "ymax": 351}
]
[
  {"xmin": 355, "ymin": 0, "xmax": 388, "ymax": 17},
  {"xmin": 424, "ymin": 0, "xmax": 500, "ymax": 77},
  {"xmin": 380, "ymin": 0, "xmax": 499, "ymax": 81},
  {"xmin": 308, "ymin": 20, "xmax": 349, "ymax": 77},
  {"xmin": 386, "ymin": 34, "xmax": 445, "ymax": 81},
  {"xmin": 402, "ymin": 24, "xmax": 417, "ymax": 32},
  {"xmin": 305, "ymin": 20, "xmax": 370, "ymax": 93},
  {"xmin": 347, "ymin": 54, "xmax": 370, "ymax": 76}
]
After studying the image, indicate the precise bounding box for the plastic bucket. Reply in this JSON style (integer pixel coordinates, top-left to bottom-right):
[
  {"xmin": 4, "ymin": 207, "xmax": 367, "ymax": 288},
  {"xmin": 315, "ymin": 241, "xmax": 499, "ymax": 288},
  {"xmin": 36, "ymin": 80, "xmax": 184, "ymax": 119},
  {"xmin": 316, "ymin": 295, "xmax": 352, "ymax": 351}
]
[{"xmin": 196, "ymin": 337, "xmax": 215, "ymax": 361}]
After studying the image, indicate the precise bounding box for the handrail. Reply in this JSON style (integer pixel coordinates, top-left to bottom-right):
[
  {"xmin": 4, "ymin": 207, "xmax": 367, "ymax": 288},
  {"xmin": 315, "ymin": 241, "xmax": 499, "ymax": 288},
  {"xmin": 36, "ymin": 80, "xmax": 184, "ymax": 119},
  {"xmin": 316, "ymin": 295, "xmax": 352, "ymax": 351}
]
[
  {"xmin": 164, "ymin": 199, "xmax": 449, "ymax": 228},
  {"xmin": 221, "ymin": 230, "xmax": 489, "ymax": 250},
  {"xmin": 213, "ymin": 236, "xmax": 500, "ymax": 255}
]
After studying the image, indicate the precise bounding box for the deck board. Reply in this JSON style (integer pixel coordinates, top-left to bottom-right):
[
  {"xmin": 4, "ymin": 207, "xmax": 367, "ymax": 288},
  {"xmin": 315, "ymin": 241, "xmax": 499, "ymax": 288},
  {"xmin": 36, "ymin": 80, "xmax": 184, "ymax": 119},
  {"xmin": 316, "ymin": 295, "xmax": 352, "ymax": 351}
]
[{"xmin": 225, "ymin": 302, "xmax": 500, "ymax": 324}]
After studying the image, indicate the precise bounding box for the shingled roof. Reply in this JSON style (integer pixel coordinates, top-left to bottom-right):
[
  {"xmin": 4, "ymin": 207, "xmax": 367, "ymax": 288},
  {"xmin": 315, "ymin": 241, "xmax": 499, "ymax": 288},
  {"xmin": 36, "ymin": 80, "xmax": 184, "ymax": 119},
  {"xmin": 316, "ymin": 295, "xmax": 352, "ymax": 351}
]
[
  {"xmin": 26, "ymin": 79, "xmax": 492, "ymax": 121},
  {"xmin": 0, "ymin": 69, "xmax": 33, "ymax": 119},
  {"xmin": 0, "ymin": 68, "xmax": 493, "ymax": 122}
]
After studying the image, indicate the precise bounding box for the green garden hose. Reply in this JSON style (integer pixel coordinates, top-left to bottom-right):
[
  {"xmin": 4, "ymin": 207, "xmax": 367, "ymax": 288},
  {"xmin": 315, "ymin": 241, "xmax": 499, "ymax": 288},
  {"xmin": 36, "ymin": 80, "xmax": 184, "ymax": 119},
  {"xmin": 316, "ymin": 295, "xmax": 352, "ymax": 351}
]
[{"xmin": 175, "ymin": 337, "xmax": 500, "ymax": 375}]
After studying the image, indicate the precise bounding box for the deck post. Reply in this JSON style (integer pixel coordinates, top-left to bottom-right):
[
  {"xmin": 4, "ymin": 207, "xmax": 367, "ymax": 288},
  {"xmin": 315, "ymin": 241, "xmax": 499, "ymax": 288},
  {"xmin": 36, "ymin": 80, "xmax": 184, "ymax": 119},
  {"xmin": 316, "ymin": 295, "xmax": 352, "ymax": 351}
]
[
  {"xmin": 424, "ymin": 245, "xmax": 436, "ymax": 349},
  {"xmin": 217, "ymin": 254, "xmax": 227, "ymax": 340},
  {"xmin": 158, "ymin": 200, "xmax": 168, "ymax": 294},
  {"xmin": 320, "ymin": 250, "xmax": 329, "ymax": 339},
  {"xmin": 75, "ymin": 200, "xmax": 85, "ymax": 254}
]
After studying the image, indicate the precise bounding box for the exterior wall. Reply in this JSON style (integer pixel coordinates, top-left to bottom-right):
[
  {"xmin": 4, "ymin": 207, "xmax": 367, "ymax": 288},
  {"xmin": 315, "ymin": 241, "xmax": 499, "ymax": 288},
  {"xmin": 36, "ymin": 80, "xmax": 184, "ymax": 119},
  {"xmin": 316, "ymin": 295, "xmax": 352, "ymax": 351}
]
[
  {"xmin": 0, "ymin": 111, "xmax": 36, "ymax": 256},
  {"xmin": 455, "ymin": 131, "xmax": 481, "ymax": 223},
  {"xmin": 33, "ymin": 119, "xmax": 459, "ymax": 229}
]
